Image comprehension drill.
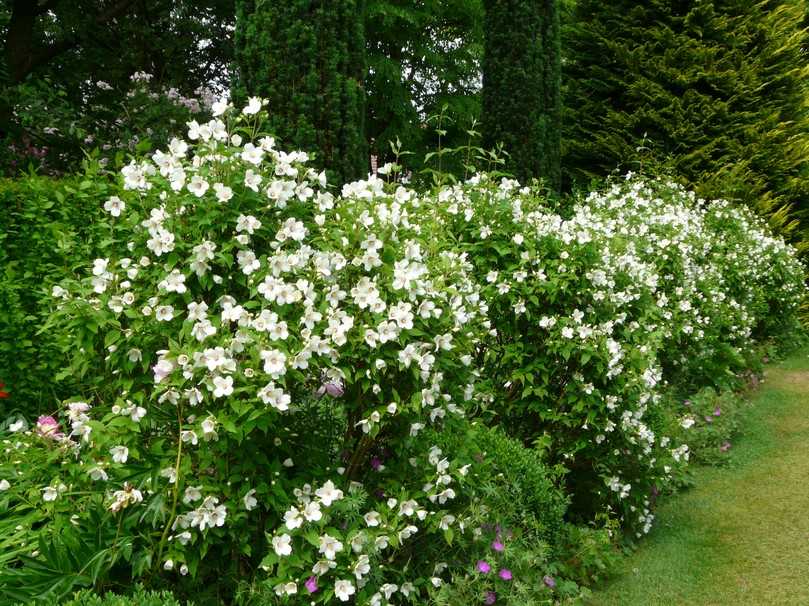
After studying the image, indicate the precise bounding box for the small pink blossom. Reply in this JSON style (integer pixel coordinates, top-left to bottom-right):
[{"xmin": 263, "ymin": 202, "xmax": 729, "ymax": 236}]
[{"xmin": 36, "ymin": 416, "xmax": 63, "ymax": 438}]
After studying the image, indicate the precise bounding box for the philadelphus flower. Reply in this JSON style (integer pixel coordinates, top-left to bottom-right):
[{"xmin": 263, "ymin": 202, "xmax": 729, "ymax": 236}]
[
  {"xmin": 334, "ymin": 580, "xmax": 356, "ymax": 602},
  {"xmin": 273, "ymin": 533, "xmax": 293, "ymax": 556},
  {"xmin": 110, "ymin": 445, "xmax": 129, "ymax": 463},
  {"xmin": 318, "ymin": 534, "xmax": 344, "ymax": 560},
  {"xmin": 242, "ymin": 96, "xmax": 262, "ymax": 115},
  {"xmin": 315, "ymin": 480, "xmax": 344, "ymax": 506},
  {"xmin": 42, "ymin": 486, "xmax": 59, "ymax": 502},
  {"xmin": 103, "ymin": 196, "xmax": 125, "ymax": 217}
]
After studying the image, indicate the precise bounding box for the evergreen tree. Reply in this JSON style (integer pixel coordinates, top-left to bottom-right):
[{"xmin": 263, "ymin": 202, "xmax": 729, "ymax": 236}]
[
  {"xmin": 233, "ymin": 0, "xmax": 367, "ymax": 185},
  {"xmin": 481, "ymin": 0, "xmax": 562, "ymax": 191},
  {"xmin": 564, "ymin": 0, "xmax": 809, "ymax": 247}
]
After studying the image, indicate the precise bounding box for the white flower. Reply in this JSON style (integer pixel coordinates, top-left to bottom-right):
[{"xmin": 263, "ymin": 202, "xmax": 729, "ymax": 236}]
[
  {"xmin": 363, "ymin": 511, "xmax": 381, "ymax": 527},
  {"xmin": 211, "ymin": 97, "xmax": 230, "ymax": 116},
  {"xmin": 110, "ymin": 445, "xmax": 129, "ymax": 463},
  {"xmin": 315, "ymin": 480, "xmax": 343, "ymax": 506},
  {"xmin": 242, "ymin": 96, "xmax": 262, "ymax": 115},
  {"xmin": 318, "ymin": 533, "xmax": 344, "ymax": 560},
  {"xmin": 103, "ymin": 196, "xmax": 125, "ymax": 217},
  {"xmin": 273, "ymin": 533, "xmax": 293, "ymax": 556},
  {"xmin": 681, "ymin": 416, "xmax": 695, "ymax": 429},
  {"xmin": 334, "ymin": 579, "xmax": 356, "ymax": 602},
  {"xmin": 242, "ymin": 489, "xmax": 257, "ymax": 511},
  {"xmin": 42, "ymin": 486, "xmax": 59, "ymax": 502},
  {"xmin": 260, "ymin": 349, "xmax": 287, "ymax": 377},
  {"xmin": 187, "ymin": 175, "xmax": 210, "ymax": 197},
  {"xmin": 0, "ymin": 479, "xmax": 10, "ymax": 491},
  {"xmin": 213, "ymin": 182, "xmax": 233, "ymax": 202},
  {"xmin": 212, "ymin": 375, "xmax": 234, "ymax": 398},
  {"xmin": 353, "ymin": 554, "xmax": 371, "ymax": 579},
  {"xmin": 155, "ymin": 305, "xmax": 174, "ymax": 322},
  {"xmin": 303, "ymin": 500, "xmax": 322, "ymax": 522}
]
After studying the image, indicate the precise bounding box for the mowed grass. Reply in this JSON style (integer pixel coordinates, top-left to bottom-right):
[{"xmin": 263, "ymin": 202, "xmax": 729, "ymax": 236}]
[{"xmin": 587, "ymin": 348, "xmax": 809, "ymax": 606}]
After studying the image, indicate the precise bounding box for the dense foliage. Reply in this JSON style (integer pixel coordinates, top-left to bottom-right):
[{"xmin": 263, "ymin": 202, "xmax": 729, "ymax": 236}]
[
  {"xmin": 365, "ymin": 0, "xmax": 484, "ymax": 170},
  {"xmin": 481, "ymin": 0, "xmax": 561, "ymax": 190},
  {"xmin": 233, "ymin": 0, "xmax": 368, "ymax": 185},
  {"xmin": 563, "ymin": 0, "xmax": 809, "ymax": 247}
]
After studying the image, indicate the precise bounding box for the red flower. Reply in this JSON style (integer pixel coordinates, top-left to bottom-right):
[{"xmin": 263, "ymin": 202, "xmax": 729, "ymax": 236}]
[{"xmin": 0, "ymin": 382, "xmax": 9, "ymax": 399}]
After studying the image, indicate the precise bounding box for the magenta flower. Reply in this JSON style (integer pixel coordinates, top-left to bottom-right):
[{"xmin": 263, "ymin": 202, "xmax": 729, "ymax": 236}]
[
  {"xmin": 484, "ymin": 591, "xmax": 497, "ymax": 605},
  {"xmin": 713, "ymin": 407, "xmax": 721, "ymax": 417},
  {"xmin": 491, "ymin": 540, "xmax": 504, "ymax": 552},
  {"xmin": 498, "ymin": 569, "xmax": 513, "ymax": 581},
  {"xmin": 476, "ymin": 560, "xmax": 492, "ymax": 574},
  {"xmin": 543, "ymin": 575, "xmax": 556, "ymax": 588},
  {"xmin": 36, "ymin": 416, "xmax": 62, "ymax": 438},
  {"xmin": 305, "ymin": 576, "xmax": 318, "ymax": 593}
]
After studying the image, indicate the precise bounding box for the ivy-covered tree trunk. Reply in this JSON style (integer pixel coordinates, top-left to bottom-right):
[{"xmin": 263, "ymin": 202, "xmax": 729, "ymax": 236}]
[
  {"xmin": 481, "ymin": 0, "xmax": 561, "ymax": 191},
  {"xmin": 233, "ymin": 0, "xmax": 368, "ymax": 185}
]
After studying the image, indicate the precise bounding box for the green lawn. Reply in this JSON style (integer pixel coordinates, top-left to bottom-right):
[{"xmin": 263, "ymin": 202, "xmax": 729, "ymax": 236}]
[{"xmin": 587, "ymin": 348, "xmax": 809, "ymax": 606}]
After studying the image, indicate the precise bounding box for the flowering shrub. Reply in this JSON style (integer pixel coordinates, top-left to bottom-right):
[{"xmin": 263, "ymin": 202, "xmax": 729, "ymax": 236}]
[
  {"xmin": 2, "ymin": 100, "xmax": 489, "ymax": 603},
  {"xmin": 1, "ymin": 98, "xmax": 805, "ymax": 604}
]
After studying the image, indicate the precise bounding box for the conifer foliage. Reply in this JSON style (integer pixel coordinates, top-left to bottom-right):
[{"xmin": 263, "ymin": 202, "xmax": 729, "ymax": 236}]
[
  {"xmin": 233, "ymin": 0, "xmax": 368, "ymax": 184},
  {"xmin": 481, "ymin": 0, "xmax": 562, "ymax": 191},
  {"xmin": 564, "ymin": 0, "xmax": 809, "ymax": 247}
]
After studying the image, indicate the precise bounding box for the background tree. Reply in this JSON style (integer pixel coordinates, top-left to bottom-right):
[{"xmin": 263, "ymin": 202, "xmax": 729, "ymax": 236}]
[
  {"xmin": 0, "ymin": 0, "xmax": 234, "ymax": 171},
  {"xmin": 481, "ymin": 0, "xmax": 562, "ymax": 191},
  {"xmin": 563, "ymin": 0, "xmax": 809, "ymax": 248},
  {"xmin": 365, "ymin": 0, "xmax": 483, "ymax": 173},
  {"xmin": 233, "ymin": 0, "xmax": 367, "ymax": 185}
]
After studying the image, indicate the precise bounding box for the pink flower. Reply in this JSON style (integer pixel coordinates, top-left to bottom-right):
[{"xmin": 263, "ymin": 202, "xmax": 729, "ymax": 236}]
[
  {"xmin": 484, "ymin": 591, "xmax": 497, "ymax": 605},
  {"xmin": 476, "ymin": 560, "xmax": 491, "ymax": 574},
  {"xmin": 305, "ymin": 576, "xmax": 318, "ymax": 593},
  {"xmin": 498, "ymin": 569, "xmax": 513, "ymax": 581},
  {"xmin": 713, "ymin": 407, "xmax": 721, "ymax": 417},
  {"xmin": 720, "ymin": 441, "xmax": 731, "ymax": 452},
  {"xmin": 491, "ymin": 540, "xmax": 504, "ymax": 552},
  {"xmin": 543, "ymin": 575, "xmax": 556, "ymax": 588},
  {"xmin": 36, "ymin": 416, "xmax": 62, "ymax": 438}
]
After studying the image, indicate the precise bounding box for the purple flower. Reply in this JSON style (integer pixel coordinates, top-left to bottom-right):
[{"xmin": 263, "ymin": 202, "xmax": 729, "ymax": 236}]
[
  {"xmin": 543, "ymin": 575, "xmax": 556, "ymax": 589},
  {"xmin": 370, "ymin": 456, "xmax": 383, "ymax": 471},
  {"xmin": 476, "ymin": 560, "xmax": 491, "ymax": 574},
  {"xmin": 484, "ymin": 591, "xmax": 497, "ymax": 605},
  {"xmin": 713, "ymin": 407, "xmax": 721, "ymax": 417},
  {"xmin": 317, "ymin": 381, "xmax": 344, "ymax": 398},
  {"xmin": 305, "ymin": 576, "xmax": 318, "ymax": 593},
  {"xmin": 491, "ymin": 540, "xmax": 504, "ymax": 552},
  {"xmin": 498, "ymin": 569, "xmax": 513, "ymax": 581}
]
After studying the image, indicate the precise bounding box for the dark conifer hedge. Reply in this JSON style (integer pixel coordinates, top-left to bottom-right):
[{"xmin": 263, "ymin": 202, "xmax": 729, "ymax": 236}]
[
  {"xmin": 482, "ymin": 0, "xmax": 562, "ymax": 192},
  {"xmin": 563, "ymin": 0, "xmax": 809, "ymax": 248},
  {"xmin": 233, "ymin": 0, "xmax": 368, "ymax": 184}
]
